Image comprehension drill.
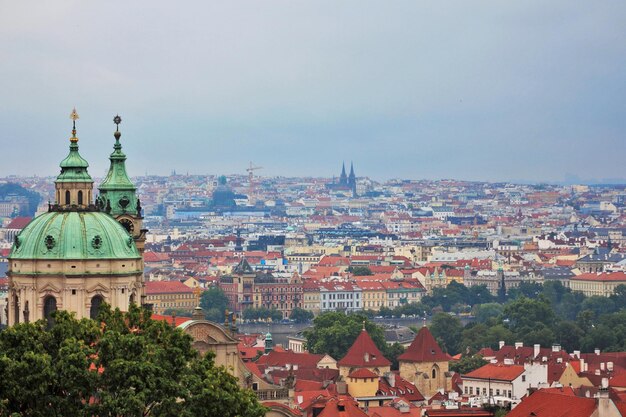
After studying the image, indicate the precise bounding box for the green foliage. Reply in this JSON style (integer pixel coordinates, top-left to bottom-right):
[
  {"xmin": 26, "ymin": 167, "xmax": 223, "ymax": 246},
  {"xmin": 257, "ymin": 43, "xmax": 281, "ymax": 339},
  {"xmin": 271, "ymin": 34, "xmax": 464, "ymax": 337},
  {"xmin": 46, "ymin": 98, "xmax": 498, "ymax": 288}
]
[
  {"xmin": 351, "ymin": 266, "xmax": 373, "ymax": 276},
  {"xmin": 243, "ymin": 307, "xmax": 283, "ymax": 322},
  {"xmin": 200, "ymin": 287, "xmax": 230, "ymax": 322},
  {"xmin": 473, "ymin": 303, "xmax": 503, "ymax": 324},
  {"xmin": 422, "ymin": 282, "xmax": 494, "ymax": 312},
  {"xmin": 429, "ymin": 312, "xmax": 463, "ymax": 355},
  {"xmin": 163, "ymin": 308, "xmax": 193, "ymax": 317},
  {"xmin": 289, "ymin": 307, "xmax": 314, "ymax": 323},
  {"xmin": 0, "ymin": 304, "xmax": 266, "ymax": 417},
  {"xmin": 450, "ymin": 354, "xmax": 488, "ymax": 374},
  {"xmin": 304, "ymin": 312, "xmax": 386, "ymax": 363}
]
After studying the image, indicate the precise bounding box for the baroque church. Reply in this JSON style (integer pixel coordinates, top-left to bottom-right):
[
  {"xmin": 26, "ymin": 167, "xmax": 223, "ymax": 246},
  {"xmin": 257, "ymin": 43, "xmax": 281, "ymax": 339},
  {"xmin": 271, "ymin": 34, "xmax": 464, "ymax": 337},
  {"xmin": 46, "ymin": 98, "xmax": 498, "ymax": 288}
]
[{"xmin": 6, "ymin": 110, "xmax": 146, "ymax": 324}]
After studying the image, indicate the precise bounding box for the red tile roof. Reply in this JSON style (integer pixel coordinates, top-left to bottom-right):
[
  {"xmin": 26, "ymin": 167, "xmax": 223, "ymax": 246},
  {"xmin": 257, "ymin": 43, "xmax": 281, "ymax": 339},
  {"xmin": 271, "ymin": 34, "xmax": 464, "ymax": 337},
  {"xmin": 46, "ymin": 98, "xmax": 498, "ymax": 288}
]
[
  {"xmin": 398, "ymin": 326, "xmax": 449, "ymax": 363},
  {"xmin": 505, "ymin": 390, "xmax": 596, "ymax": 417},
  {"xmin": 145, "ymin": 280, "xmax": 195, "ymax": 294},
  {"xmin": 317, "ymin": 397, "xmax": 369, "ymax": 417},
  {"xmin": 348, "ymin": 368, "xmax": 378, "ymax": 379},
  {"xmin": 572, "ymin": 272, "xmax": 626, "ymax": 282},
  {"xmin": 338, "ymin": 329, "xmax": 391, "ymax": 368},
  {"xmin": 150, "ymin": 314, "xmax": 192, "ymax": 326},
  {"xmin": 463, "ymin": 363, "xmax": 525, "ymax": 382},
  {"xmin": 5, "ymin": 217, "xmax": 31, "ymax": 230},
  {"xmin": 256, "ymin": 350, "xmax": 323, "ymax": 369}
]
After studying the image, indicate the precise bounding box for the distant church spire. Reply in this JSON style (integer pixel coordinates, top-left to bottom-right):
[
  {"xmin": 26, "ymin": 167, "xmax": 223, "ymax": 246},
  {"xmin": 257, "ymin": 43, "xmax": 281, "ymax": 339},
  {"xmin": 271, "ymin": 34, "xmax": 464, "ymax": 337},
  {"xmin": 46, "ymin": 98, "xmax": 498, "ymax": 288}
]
[{"xmin": 339, "ymin": 162, "xmax": 348, "ymax": 186}]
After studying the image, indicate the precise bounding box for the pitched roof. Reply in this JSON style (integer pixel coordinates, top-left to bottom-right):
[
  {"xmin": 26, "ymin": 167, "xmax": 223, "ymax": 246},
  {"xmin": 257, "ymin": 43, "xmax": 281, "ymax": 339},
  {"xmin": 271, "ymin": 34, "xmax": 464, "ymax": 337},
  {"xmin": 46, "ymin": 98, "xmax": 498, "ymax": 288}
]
[
  {"xmin": 338, "ymin": 329, "xmax": 391, "ymax": 368},
  {"xmin": 145, "ymin": 280, "xmax": 195, "ymax": 294},
  {"xmin": 398, "ymin": 326, "xmax": 449, "ymax": 363},
  {"xmin": 5, "ymin": 216, "xmax": 31, "ymax": 229},
  {"xmin": 463, "ymin": 363, "xmax": 525, "ymax": 382},
  {"xmin": 505, "ymin": 390, "xmax": 596, "ymax": 417},
  {"xmin": 348, "ymin": 368, "xmax": 378, "ymax": 379}
]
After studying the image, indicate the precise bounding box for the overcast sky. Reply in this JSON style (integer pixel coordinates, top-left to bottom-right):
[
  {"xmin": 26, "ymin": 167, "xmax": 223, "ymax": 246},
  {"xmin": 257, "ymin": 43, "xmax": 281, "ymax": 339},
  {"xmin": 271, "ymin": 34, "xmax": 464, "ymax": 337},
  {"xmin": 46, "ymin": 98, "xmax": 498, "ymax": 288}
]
[{"xmin": 1, "ymin": 1, "xmax": 624, "ymax": 183}]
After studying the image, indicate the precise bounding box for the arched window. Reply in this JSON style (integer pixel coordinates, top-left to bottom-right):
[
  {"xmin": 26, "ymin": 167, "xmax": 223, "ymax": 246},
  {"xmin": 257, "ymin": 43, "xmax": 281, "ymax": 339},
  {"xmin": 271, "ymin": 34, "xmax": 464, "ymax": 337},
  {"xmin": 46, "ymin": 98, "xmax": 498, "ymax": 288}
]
[
  {"xmin": 65, "ymin": 190, "xmax": 71, "ymax": 205},
  {"xmin": 432, "ymin": 367, "xmax": 437, "ymax": 379},
  {"xmin": 78, "ymin": 190, "xmax": 83, "ymax": 205},
  {"xmin": 90, "ymin": 295, "xmax": 104, "ymax": 319},
  {"xmin": 129, "ymin": 293, "xmax": 136, "ymax": 306},
  {"xmin": 43, "ymin": 296, "xmax": 57, "ymax": 326}
]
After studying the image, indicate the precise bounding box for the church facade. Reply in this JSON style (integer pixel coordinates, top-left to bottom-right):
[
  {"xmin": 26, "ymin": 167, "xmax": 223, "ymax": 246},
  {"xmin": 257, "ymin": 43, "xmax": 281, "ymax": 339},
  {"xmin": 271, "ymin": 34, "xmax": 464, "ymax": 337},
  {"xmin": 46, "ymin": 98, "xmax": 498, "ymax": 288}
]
[{"xmin": 6, "ymin": 110, "xmax": 145, "ymax": 324}]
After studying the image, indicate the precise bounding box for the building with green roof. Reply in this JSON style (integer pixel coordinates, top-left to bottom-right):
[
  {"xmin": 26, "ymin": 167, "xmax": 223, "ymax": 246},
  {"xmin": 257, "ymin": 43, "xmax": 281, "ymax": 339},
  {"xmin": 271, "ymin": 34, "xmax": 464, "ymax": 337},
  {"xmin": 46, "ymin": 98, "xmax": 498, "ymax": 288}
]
[{"xmin": 7, "ymin": 110, "xmax": 145, "ymax": 325}]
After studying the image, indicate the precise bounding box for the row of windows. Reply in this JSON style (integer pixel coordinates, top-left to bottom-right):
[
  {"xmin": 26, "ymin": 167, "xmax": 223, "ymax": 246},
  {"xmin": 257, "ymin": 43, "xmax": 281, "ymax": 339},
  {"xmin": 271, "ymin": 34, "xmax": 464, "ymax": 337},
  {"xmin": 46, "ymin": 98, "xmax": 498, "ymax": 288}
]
[
  {"xmin": 464, "ymin": 386, "xmax": 512, "ymax": 398},
  {"xmin": 322, "ymin": 293, "xmax": 360, "ymax": 300}
]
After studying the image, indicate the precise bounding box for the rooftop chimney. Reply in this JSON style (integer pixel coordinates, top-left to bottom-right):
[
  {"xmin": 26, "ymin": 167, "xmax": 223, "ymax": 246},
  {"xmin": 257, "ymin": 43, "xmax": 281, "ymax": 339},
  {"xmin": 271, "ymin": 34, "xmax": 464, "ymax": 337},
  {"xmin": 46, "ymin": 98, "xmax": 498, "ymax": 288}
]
[
  {"xmin": 499, "ymin": 340, "xmax": 505, "ymax": 350},
  {"xmin": 515, "ymin": 342, "xmax": 523, "ymax": 349},
  {"xmin": 595, "ymin": 348, "xmax": 601, "ymax": 355},
  {"xmin": 552, "ymin": 344, "xmax": 561, "ymax": 353},
  {"xmin": 534, "ymin": 344, "xmax": 540, "ymax": 358}
]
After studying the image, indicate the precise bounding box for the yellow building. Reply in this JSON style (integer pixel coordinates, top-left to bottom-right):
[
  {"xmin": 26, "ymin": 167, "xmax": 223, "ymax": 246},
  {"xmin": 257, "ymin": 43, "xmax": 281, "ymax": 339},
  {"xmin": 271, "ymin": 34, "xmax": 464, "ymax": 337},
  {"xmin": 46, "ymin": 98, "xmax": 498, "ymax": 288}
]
[
  {"xmin": 569, "ymin": 272, "xmax": 626, "ymax": 297},
  {"xmin": 359, "ymin": 281, "xmax": 386, "ymax": 311},
  {"xmin": 145, "ymin": 281, "xmax": 197, "ymax": 314}
]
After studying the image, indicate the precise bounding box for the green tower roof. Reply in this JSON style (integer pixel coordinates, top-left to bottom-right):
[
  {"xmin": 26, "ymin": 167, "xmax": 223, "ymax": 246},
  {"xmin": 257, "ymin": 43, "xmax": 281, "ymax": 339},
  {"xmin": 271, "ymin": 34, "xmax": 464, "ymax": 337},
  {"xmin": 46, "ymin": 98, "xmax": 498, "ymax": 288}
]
[
  {"xmin": 98, "ymin": 116, "xmax": 139, "ymax": 216},
  {"xmin": 56, "ymin": 113, "xmax": 93, "ymax": 183},
  {"xmin": 9, "ymin": 211, "xmax": 141, "ymax": 261}
]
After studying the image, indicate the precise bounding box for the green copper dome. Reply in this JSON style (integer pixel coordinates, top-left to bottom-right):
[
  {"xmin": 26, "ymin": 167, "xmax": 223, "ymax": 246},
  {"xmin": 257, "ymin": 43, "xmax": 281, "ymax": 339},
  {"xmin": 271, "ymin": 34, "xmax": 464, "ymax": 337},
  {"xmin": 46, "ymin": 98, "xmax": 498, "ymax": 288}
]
[
  {"xmin": 56, "ymin": 141, "xmax": 93, "ymax": 183},
  {"xmin": 10, "ymin": 211, "xmax": 140, "ymax": 260}
]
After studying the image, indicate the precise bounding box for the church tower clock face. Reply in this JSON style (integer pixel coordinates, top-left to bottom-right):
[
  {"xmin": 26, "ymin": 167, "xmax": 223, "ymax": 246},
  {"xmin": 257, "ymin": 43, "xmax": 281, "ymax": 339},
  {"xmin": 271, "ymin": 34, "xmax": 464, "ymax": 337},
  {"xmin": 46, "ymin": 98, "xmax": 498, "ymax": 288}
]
[{"xmin": 119, "ymin": 218, "xmax": 135, "ymax": 235}]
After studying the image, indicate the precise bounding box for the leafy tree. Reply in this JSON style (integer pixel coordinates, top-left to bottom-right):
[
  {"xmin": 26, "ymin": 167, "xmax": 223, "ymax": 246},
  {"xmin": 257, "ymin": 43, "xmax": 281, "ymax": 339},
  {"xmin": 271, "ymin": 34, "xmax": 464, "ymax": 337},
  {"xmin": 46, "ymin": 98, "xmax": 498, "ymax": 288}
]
[
  {"xmin": 200, "ymin": 287, "xmax": 230, "ymax": 322},
  {"xmin": 507, "ymin": 282, "xmax": 543, "ymax": 300},
  {"xmin": 429, "ymin": 313, "xmax": 462, "ymax": 355},
  {"xmin": 473, "ymin": 303, "xmax": 503, "ymax": 324},
  {"xmin": 163, "ymin": 308, "xmax": 193, "ymax": 317},
  {"xmin": 581, "ymin": 296, "xmax": 616, "ymax": 317},
  {"xmin": 554, "ymin": 321, "xmax": 584, "ymax": 352},
  {"xmin": 243, "ymin": 307, "xmax": 282, "ymax": 322},
  {"xmin": 503, "ymin": 296, "xmax": 555, "ymax": 330},
  {"xmin": 468, "ymin": 285, "xmax": 495, "ymax": 305},
  {"xmin": 0, "ymin": 304, "xmax": 266, "ymax": 417},
  {"xmin": 378, "ymin": 306, "xmax": 394, "ymax": 318},
  {"xmin": 381, "ymin": 342, "xmax": 406, "ymax": 371},
  {"xmin": 351, "ymin": 266, "xmax": 373, "ymax": 276},
  {"xmin": 289, "ymin": 307, "xmax": 314, "ymax": 323},
  {"xmin": 450, "ymin": 354, "xmax": 488, "ymax": 374},
  {"xmin": 304, "ymin": 312, "xmax": 387, "ymax": 363}
]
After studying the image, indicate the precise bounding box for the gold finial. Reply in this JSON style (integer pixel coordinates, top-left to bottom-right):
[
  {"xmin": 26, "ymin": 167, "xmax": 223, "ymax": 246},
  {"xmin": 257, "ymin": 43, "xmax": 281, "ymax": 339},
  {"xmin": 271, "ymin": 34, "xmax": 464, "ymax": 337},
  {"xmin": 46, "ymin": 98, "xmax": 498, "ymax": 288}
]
[{"xmin": 69, "ymin": 108, "xmax": 79, "ymax": 142}]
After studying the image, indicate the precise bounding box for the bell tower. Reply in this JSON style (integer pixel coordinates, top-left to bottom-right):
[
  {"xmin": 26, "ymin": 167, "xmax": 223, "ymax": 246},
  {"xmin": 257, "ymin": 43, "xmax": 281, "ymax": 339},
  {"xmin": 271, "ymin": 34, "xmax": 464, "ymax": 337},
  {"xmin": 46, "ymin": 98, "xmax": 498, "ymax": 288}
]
[
  {"xmin": 54, "ymin": 108, "xmax": 94, "ymax": 209},
  {"xmin": 97, "ymin": 115, "xmax": 147, "ymax": 254}
]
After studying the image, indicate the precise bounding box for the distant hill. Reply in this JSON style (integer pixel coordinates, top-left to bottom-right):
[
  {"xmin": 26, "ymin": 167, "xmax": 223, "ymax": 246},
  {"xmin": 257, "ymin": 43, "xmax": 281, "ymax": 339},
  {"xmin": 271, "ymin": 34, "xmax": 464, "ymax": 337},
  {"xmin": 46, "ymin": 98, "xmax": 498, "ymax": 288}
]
[{"xmin": 0, "ymin": 183, "xmax": 42, "ymax": 217}]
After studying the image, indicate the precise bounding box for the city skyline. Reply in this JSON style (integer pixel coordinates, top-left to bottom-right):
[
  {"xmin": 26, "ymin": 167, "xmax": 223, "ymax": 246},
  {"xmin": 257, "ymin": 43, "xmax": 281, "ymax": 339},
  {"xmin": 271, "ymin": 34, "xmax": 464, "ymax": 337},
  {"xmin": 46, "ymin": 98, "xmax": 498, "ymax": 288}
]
[{"xmin": 1, "ymin": 1, "xmax": 625, "ymax": 182}]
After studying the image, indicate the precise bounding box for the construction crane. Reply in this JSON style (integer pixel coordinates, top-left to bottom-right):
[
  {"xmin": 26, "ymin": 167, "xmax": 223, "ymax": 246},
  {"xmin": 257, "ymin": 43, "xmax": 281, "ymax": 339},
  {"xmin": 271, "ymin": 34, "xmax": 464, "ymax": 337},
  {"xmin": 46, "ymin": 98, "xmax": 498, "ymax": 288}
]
[{"xmin": 246, "ymin": 161, "xmax": 263, "ymax": 206}]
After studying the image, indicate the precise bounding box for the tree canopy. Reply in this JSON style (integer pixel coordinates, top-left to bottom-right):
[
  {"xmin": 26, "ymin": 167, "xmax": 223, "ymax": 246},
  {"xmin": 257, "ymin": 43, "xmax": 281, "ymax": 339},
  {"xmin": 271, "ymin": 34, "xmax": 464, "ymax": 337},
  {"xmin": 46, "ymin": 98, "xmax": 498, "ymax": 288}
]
[
  {"xmin": 200, "ymin": 287, "xmax": 230, "ymax": 322},
  {"xmin": 0, "ymin": 304, "xmax": 266, "ymax": 417},
  {"xmin": 303, "ymin": 312, "xmax": 405, "ymax": 369}
]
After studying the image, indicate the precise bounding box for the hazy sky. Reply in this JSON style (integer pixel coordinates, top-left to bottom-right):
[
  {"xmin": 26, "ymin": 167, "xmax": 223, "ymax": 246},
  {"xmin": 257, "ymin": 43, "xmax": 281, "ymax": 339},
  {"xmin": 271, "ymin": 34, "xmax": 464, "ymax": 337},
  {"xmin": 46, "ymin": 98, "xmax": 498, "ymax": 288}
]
[{"xmin": 1, "ymin": 1, "xmax": 625, "ymax": 183}]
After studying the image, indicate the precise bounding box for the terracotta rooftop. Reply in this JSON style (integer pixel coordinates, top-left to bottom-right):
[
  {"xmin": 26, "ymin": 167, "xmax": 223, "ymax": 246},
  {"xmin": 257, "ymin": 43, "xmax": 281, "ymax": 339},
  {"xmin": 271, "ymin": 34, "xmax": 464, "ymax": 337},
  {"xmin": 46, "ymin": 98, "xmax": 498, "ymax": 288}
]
[
  {"xmin": 338, "ymin": 329, "xmax": 391, "ymax": 368},
  {"xmin": 145, "ymin": 280, "xmax": 195, "ymax": 294},
  {"xmin": 505, "ymin": 389, "xmax": 597, "ymax": 417},
  {"xmin": 398, "ymin": 326, "xmax": 449, "ymax": 363},
  {"xmin": 463, "ymin": 363, "xmax": 525, "ymax": 382}
]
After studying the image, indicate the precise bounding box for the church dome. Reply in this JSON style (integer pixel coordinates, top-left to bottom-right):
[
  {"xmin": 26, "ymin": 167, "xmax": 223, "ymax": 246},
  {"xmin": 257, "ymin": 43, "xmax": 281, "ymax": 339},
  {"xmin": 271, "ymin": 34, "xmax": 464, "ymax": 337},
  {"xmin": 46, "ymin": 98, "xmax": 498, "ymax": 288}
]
[{"xmin": 10, "ymin": 211, "xmax": 140, "ymax": 260}]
